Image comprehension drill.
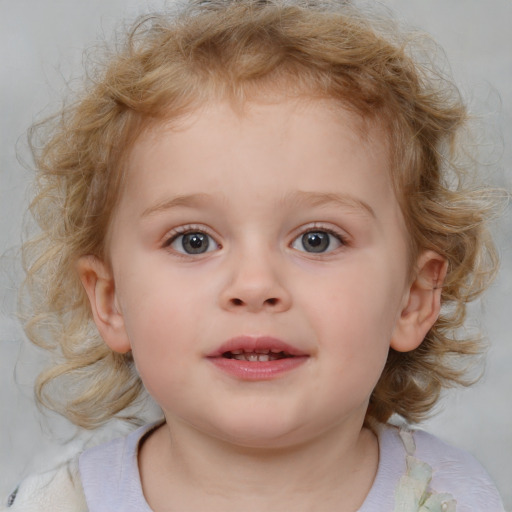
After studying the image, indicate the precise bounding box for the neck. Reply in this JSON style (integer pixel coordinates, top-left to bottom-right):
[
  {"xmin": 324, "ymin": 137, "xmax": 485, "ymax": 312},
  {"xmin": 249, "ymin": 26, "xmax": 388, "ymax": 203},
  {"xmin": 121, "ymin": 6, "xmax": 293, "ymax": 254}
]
[{"xmin": 139, "ymin": 416, "xmax": 379, "ymax": 512}]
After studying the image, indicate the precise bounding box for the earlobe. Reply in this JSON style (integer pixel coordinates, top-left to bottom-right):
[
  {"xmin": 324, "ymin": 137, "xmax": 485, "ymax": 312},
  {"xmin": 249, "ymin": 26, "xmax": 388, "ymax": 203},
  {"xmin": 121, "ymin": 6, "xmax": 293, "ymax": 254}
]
[
  {"xmin": 77, "ymin": 256, "xmax": 132, "ymax": 354},
  {"xmin": 390, "ymin": 250, "xmax": 447, "ymax": 353}
]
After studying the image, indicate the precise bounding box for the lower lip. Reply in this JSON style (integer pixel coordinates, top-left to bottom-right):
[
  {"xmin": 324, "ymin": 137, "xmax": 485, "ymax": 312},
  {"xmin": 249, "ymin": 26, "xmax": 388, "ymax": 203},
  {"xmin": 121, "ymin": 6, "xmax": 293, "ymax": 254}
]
[{"xmin": 208, "ymin": 356, "xmax": 308, "ymax": 380}]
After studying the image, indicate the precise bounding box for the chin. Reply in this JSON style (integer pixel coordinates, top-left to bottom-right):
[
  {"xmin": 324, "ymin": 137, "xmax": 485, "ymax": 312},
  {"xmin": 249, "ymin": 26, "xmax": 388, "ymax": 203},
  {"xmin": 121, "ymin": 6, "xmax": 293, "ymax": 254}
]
[{"xmin": 204, "ymin": 415, "xmax": 312, "ymax": 450}]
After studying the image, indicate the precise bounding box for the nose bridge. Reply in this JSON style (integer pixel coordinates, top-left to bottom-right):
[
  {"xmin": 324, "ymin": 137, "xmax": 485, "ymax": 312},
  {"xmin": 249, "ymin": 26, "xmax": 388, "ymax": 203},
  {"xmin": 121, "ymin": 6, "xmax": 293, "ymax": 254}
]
[{"xmin": 220, "ymin": 239, "xmax": 291, "ymax": 312}]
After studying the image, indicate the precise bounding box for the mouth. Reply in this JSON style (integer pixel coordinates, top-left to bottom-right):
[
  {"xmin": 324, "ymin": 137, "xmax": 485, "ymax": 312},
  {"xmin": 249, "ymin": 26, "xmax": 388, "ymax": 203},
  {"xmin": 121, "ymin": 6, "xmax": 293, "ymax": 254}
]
[
  {"xmin": 207, "ymin": 336, "xmax": 308, "ymax": 380},
  {"xmin": 222, "ymin": 349, "xmax": 294, "ymax": 362}
]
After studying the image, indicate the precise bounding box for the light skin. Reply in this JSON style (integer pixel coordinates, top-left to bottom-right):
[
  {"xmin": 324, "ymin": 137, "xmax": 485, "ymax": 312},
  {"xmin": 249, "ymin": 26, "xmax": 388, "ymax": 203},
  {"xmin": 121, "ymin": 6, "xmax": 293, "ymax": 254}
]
[{"xmin": 79, "ymin": 97, "xmax": 446, "ymax": 512}]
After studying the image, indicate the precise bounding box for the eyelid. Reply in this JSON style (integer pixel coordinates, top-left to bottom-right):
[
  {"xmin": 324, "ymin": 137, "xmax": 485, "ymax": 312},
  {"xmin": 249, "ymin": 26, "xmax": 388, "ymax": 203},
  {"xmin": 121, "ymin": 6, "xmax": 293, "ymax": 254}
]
[
  {"xmin": 289, "ymin": 223, "xmax": 350, "ymax": 253},
  {"xmin": 162, "ymin": 224, "xmax": 222, "ymax": 253}
]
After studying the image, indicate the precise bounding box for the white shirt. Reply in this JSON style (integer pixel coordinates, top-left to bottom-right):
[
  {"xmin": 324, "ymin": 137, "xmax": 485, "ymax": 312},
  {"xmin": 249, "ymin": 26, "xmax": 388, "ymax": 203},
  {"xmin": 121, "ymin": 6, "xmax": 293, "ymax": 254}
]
[
  {"xmin": 75, "ymin": 423, "xmax": 505, "ymax": 512},
  {"xmin": 5, "ymin": 423, "xmax": 505, "ymax": 511}
]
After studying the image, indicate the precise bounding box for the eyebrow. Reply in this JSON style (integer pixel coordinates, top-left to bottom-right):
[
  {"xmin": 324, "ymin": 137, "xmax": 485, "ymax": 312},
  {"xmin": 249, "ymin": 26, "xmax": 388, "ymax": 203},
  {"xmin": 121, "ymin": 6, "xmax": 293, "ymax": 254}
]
[
  {"xmin": 285, "ymin": 191, "xmax": 376, "ymax": 218},
  {"xmin": 141, "ymin": 193, "xmax": 214, "ymax": 218},
  {"xmin": 141, "ymin": 191, "xmax": 375, "ymax": 219}
]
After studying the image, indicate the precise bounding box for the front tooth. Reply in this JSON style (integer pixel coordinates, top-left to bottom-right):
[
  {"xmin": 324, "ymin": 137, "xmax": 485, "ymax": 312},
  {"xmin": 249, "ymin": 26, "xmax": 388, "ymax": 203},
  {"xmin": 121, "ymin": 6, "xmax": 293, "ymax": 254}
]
[
  {"xmin": 231, "ymin": 352, "xmax": 274, "ymax": 362},
  {"xmin": 255, "ymin": 349, "xmax": 270, "ymax": 354}
]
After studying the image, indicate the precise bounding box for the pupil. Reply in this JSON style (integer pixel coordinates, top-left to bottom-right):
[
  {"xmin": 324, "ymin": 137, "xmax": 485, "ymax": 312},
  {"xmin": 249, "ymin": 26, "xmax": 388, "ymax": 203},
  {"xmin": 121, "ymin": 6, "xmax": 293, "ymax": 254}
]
[
  {"xmin": 182, "ymin": 233, "xmax": 209, "ymax": 254},
  {"xmin": 302, "ymin": 231, "xmax": 329, "ymax": 253}
]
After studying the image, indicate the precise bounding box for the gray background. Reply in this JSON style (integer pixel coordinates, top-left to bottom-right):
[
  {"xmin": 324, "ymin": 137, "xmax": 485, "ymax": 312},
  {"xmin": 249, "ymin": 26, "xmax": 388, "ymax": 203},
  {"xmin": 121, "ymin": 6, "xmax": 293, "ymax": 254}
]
[{"xmin": 1, "ymin": 0, "xmax": 511, "ymax": 508}]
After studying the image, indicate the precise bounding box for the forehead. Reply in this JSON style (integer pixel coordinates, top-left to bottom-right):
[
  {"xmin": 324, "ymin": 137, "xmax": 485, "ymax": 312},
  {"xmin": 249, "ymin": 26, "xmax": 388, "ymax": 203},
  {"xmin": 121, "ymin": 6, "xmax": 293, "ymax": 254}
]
[
  {"xmin": 114, "ymin": 98, "xmax": 401, "ymax": 230},
  {"xmin": 126, "ymin": 96, "xmax": 390, "ymax": 183}
]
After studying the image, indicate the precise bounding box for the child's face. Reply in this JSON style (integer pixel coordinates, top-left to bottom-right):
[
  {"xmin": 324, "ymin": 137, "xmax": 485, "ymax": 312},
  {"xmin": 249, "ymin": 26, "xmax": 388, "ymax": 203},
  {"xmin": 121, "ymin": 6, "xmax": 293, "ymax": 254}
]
[{"xmin": 82, "ymin": 98, "xmax": 441, "ymax": 447}]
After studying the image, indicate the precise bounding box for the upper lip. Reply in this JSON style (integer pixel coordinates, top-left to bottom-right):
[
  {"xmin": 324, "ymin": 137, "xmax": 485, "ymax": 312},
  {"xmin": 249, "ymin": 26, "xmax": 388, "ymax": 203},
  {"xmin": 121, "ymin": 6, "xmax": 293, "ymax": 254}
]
[{"xmin": 207, "ymin": 336, "xmax": 308, "ymax": 358}]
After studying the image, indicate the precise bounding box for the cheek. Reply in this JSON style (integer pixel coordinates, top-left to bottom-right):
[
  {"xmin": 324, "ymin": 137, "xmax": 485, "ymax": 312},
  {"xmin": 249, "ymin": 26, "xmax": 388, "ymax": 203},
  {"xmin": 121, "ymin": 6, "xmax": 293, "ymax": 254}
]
[
  {"xmin": 303, "ymin": 259, "xmax": 403, "ymax": 350},
  {"xmin": 126, "ymin": 307, "xmax": 197, "ymax": 408},
  {"xmin": 118, "ymin": 258, "xmax": 208, "ymax": 329},
  {"xmin": 118, "ymin": 267, "xmax": 218, "ymax": 373}
]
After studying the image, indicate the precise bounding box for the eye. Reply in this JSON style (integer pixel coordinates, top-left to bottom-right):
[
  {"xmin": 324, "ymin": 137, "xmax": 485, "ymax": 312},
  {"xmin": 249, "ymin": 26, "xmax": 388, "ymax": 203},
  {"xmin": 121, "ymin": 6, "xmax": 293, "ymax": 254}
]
[
  {"xmin": 291, "ymin": 229, "xmax": 343, "ymax": 254},
  {"xmin": 167, "ymin": 231, "xmax": 218, "ymax": 255}
]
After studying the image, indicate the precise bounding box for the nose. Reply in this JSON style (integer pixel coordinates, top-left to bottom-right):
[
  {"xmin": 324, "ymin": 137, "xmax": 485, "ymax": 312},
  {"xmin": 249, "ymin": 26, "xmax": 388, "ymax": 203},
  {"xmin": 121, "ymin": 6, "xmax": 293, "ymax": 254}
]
[{"xmin": 219, "ymin": 250, "xmax": 292, "ymax": 313}]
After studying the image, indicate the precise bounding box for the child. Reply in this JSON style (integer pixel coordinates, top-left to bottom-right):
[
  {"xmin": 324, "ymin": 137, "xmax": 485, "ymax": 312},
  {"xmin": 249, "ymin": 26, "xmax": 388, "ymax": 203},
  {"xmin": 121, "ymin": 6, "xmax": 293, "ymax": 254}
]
[{"xmin": 5, "ymin": 0, "xmax": 506, "ymax": 510}]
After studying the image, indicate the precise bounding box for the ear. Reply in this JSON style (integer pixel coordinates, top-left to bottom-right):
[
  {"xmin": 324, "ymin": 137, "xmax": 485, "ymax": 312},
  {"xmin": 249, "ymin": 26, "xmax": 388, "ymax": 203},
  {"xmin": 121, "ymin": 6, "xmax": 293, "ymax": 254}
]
[
  {"xmin": 391, "ymin": 250, "xmax": 447, "ymax": 353},
  {"xmin": 77, "ymin": 256, "xmax": 131, "ymax": 354}
]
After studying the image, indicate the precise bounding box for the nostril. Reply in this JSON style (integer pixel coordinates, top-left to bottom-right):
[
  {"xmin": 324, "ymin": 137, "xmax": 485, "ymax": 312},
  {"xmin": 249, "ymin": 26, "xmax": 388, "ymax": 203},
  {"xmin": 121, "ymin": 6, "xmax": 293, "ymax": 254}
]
[{"xmin": 229, "ymin": 297, "xmax": 279, "ymax": 307}]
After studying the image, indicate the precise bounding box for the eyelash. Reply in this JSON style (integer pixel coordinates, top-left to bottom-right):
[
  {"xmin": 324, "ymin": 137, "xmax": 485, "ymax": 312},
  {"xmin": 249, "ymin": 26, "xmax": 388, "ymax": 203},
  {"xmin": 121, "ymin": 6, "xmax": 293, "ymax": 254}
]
[
  {"xmin": 290, "ymin": 225, "xmax": 349, "ymax": 255},
  {"xmin": 162, "ymin": 224, "xmax": 349, "ymax": 256},
  {"xmin": 162, "ymin": 225, "xmax": 221, "ymax": 255}
]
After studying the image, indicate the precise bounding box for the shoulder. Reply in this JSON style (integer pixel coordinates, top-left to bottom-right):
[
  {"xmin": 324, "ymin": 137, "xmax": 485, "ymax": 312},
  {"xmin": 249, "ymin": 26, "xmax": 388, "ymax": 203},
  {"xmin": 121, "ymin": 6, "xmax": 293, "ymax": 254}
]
[
  {"xmin": 78, "ymin": 421, "xmax": 154, "ymax": 486},
  {"xmin": 78, "ymin": 422, "xmax": 158, "ymax": 512},
  {"xmin": 410, "ymin": 428, "xmax": 505, "ymax": 511},
  {"xmin": 1, "ymin": 459, "xmax": 88, "ymax": 512},
  {"xmin": 412, "ymin": 427, "xmax": 491, "ymax": 475},
  {"xmin": 2, "ymin": 421, "xmax": 157, "ymax": 512},
  {"xmin": 376, "ymin": 425, "xmax": 505, "ymax": 512}
]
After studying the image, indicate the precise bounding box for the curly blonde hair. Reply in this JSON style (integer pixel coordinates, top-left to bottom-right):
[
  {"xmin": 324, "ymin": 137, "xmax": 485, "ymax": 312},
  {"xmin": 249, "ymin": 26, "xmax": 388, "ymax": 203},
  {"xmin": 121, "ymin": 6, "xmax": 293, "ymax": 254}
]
[{"xmin": 23, "ymin": 0, "xmax": 499, "ymax": 429}]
